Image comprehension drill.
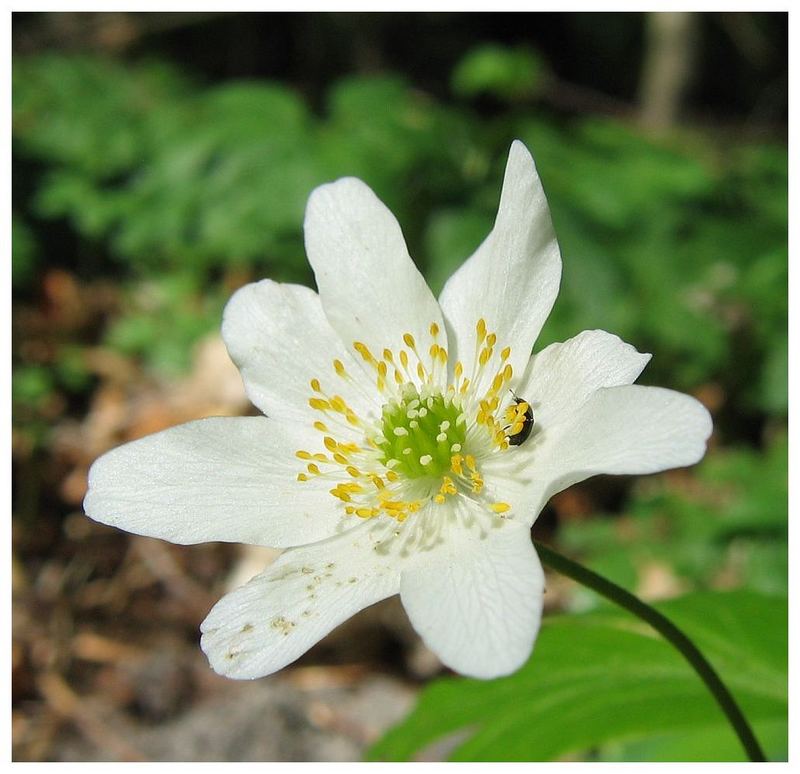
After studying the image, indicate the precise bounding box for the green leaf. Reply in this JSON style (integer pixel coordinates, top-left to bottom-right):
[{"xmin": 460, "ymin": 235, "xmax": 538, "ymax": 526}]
[
  {"xmin": 369, "ymin": 590, "xmax": 786, "ymax": 761},
  {"xmin": 452, "ymin": 44, "xmax": 546, "ymax": 102}
]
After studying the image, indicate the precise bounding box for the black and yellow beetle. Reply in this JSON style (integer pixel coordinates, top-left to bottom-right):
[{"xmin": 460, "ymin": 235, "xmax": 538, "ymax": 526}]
[{"xmin": 505, "ymin": 393, "xmax": 535, "ymax": 446}]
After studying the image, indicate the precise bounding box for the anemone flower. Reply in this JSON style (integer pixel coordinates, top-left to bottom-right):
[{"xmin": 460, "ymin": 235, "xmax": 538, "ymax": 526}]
[{"xmin": 85, "ymin": 141, "xmax": 712, "ymax": 680}]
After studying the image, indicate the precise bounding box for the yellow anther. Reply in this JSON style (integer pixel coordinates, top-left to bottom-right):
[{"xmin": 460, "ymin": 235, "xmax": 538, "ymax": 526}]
[
  {"xmin": 329, "ymin": 395, "xmax": 349, "ymax": 414},
  {"xmin": 383, "ymin": 348, "xmax": 394, "ymax": 362},
  {"xmin": 296, "ymin": 473, "xmax": 309, "ymax": 482},
  {"xmin": 454, "ymin": 361, "xmax": 463, "ymax": 379},
  {"xmin": 386, "ymin": 470, "xmax": 399, "ymax": 482},
  {"xmin": 312, "ymin": 453, "xmax": 328, "ymax": 462},
  {"xmin": 310, "ymin": 378, "xmax": 322, "ymax": 392},
  {"xmin": 369, "ymin": 474, "xmax": 385, "ymax": 490},
  {"xmin": 439, "ymin": 476, "xmax": 457, "ymax": 496},
  {"xmin": 417, "ymin": 362, "xmax": 426, "ymax": 380},
  {"xmin": 346, "ymin": 466, "xmax": 362, "ymax": 478},
  {"xmin": 309, "ymin": 397, "xmax": 330, "ymax": 411},
  {"xmin": 430, "ymin": 322, "xmax": 440, "ymax": 337},
  {"xmin": 501, "ymin": 346, "xmax": 511, "ymax": 361},
  {"xmin": 479, "ymin": 347, "xmax": 493, "ymax": 367},
  {"xmin": 353, "ymin": 341, "xmax": 377, "ymax": 365},
  {"xmin": 403, "ymin": 333, "xmax": 416, "ymax": 349},
  {"xmin": 487, "ymin": 333, "xmax": 497, "ymax": 347},
  {"xmin": 465, "ymin": 454, "xmax": 477, "ymax": 472},
  {"xmin": 330, "ymin": 488, "xmax": 351, "ymax": 502},
  {"xmin": 434, "ymin": 494, "xmax": 445, "ymax": 504},
  {"xmin": 296, "ymin": 450, "xmax": 312, "ymax": 460},
  {"xmin": 333, "ymin": 359, "xmax": 347, "ymax": 377},
  {"xmin": 450, "ymin": 454, "xmax": 464, "ymax": 476},
  {"xmin": 477, "ymin": 318, "xmax": 487, "ymax": 342},
  {"xmin": 313, "ymin": 421, "xmax": 328, "ymax": 432},
  {"xmin": 307, "ymin": 463, "xmax": 321, "ymax": 475},
  {"xmin": 355, "ymin": 508, "xmax": 376, "ymax": 519},
  {"xmin": 323, "ymin": 436, "xmax": 338, "ymax": 452},
  {"xmin": 503, "ymin": 363, "xmax": 513, "ymax": 382},
  {"xmin": 490, "ymin": 502, "xmax": 511, "ymax": 514},
  {"xmin": 333, "ymin": 453, "xmax": 349, "ymax": 465}
]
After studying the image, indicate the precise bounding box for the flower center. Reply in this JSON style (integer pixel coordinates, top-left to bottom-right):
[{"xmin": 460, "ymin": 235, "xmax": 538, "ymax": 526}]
[
  {"xmin": 294, "ymin": 318, "xmax": 522, "ymax": 525},
  {"xmin": 376, "ymin": 385, "xmax": 466, "ymax": 480}
]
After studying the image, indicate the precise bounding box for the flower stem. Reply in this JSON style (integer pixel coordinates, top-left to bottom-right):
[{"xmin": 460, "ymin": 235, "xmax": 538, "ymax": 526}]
[{"xmin": 533, "ymin": 540, "xmax": 767, "ymax": 762}]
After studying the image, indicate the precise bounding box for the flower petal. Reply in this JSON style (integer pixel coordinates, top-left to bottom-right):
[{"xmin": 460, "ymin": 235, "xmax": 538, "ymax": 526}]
[
  {"xmin": 527, "ymin": 384, "xmax": 713, "ymax": 515},
  {"xmin": 400, "ymin": 522, "xmax": 544, "ymax": 679},
  {"xmin": 517, "ymin": 329, "xmax": 651, "ymax": 430},
  {"xmin": 222, "ymin": 280, "xmax": 376, "ymax": 423},
  {"xmin": 84, "ymin": 417, "xmax": 345, "ymax": 548},
  {"xmin": 439, "ymin": 140, "xmax": 562, "ymax": 390},
  {"xmin": 304, "ymin": 177, "xmax": 445, "ymax": 362},
  {"xmin": 201, "ymin": 522, "xmax": 399, "ymax": 678}
]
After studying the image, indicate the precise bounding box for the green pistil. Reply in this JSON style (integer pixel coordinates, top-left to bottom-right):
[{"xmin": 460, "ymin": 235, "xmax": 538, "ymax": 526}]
[{"xmin": 377, "ymin": 385, "xmax": 466, "ymax": 479}]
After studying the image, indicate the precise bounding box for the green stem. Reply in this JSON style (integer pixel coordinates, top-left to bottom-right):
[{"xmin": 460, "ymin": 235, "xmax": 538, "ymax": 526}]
[{"xmin": 533, "ymin": 540, "xmax": 766, "ymax": 763}]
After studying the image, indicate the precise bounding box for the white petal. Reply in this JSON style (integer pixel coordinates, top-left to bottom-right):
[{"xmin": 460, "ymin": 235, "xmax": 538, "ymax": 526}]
[
  {"xmin": 201, "ymin": 522, "xmax": 399, "ymax": 678},
  {"xmin": 528, "ymin": 384, "xmax": 713, "ymax": 514},
  {"xmin": 439, "ymin": 140, "xmax": 562, "ymax": 390},
  {"xmin": 222, "ymin": 280, "xmax": 376, "ymax": 422},
  {"xmin": 517, "ymin": 329, "xmax": 651, "ymax": 430},
  {"xmin": 304, "ymin": 177, "xmax": 445, "ymax": 363},
  {"xmin": 84, "ymin": 417, "xmax": 345, "ymax": 548},
  {"xmin": 400, "ymin": 522, "xmax": 544, "ymax": 679}
]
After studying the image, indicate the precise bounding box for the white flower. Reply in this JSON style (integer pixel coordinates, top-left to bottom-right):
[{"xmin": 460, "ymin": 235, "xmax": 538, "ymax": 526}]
[{"xmin": 84, "ymin": 140, "xmax": 712, "ymax": 680}]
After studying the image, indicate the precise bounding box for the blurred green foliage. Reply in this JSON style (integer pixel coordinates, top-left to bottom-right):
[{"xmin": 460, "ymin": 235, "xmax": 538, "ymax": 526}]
[
  {"xmin": 452, "ymin": 44, "xmax": 547, "ymax": 102},
  {"xmin": 13, "ymin": 51, "xmax": 786, "ymax": 418},
  {"xmin": 369, "ymin": 590, "xmax": 787, "ymax": 761},
  {"xmin": 104, "ymin": 273, "xmax": 228, "ymax": 376}
]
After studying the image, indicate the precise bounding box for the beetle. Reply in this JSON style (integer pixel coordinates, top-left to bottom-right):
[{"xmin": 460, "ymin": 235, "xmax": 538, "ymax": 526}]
[{"xmin": 505, "ymin": 394, "xmax": 535, "ymax": 446}]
